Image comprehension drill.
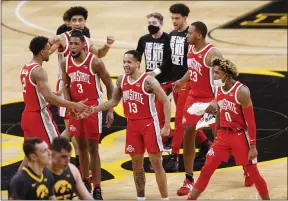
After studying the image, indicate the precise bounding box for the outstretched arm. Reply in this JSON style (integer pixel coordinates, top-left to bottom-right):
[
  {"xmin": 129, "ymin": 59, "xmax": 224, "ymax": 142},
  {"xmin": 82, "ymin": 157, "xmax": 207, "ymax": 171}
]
[
  {"xmin": 145, "ymin": 76, "xmax": 171, "ymax": 134},
  {"xmin": 88, "ymin": 37, "xmax": 114, "ymax": 58}
]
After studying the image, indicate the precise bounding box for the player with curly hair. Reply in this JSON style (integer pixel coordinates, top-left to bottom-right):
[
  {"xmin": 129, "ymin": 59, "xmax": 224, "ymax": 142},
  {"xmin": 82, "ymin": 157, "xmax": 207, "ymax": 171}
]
[{"xmin": 187, "ymin": 57, "xmax": 270, "ymax": 200}]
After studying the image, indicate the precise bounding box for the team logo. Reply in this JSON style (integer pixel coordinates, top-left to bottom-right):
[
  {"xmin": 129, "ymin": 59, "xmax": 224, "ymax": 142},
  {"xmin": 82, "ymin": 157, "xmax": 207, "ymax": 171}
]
[
  {"xmin": 54, "ymin": 180, "xmax": 72, "ymax": 194},
  {"xmin": 207, "ymin": 148, "xmax": 215, "ymax": 157},
  {"xmin": 36, "ymin": 184, "xmax": 49, "ymax": 199},
  {"xmin": 126, "ymin": 145, "xmax": 135, "ymax": 153},
  {"xmin": 69, "ymin": 125, "xmax": 77, "ymax": 132}
]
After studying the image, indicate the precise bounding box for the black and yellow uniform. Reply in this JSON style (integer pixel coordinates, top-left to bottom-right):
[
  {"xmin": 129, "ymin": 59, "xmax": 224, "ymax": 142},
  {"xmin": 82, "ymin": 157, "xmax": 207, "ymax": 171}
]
[
  {"xmin": 8, "ymin": 166, "xmax": 55, "ymax": 200},
  {"xmin": 50, "ymin": 165, "xmax": 76, "ymax": 200}
]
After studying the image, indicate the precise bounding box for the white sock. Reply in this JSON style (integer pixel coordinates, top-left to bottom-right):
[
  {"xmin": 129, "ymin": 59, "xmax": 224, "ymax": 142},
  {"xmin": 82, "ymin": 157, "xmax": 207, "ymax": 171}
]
[
  {"xmin": 137, "ymin": 197, "xmax": 146, "ymax": 200},
  {"xmin": 161, "ymin": 198, "xmax": 169, "ymax": 200}
]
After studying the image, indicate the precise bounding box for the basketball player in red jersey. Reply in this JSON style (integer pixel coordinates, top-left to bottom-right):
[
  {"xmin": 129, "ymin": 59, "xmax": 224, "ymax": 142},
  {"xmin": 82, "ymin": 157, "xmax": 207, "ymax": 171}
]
[
  {"xmin": 187, "ymin": 57, "xmax": 270, "ymax": 200},
  {"xmin": 77, "ymin": 50, "xmax": 171, "ymax": 200},
  {"xmin": 61, "ymin": 30, "xmax": 114, "ymax": 200},
  {"xmin": 173, "ymin": 21, "xmax": 253, "ymax": 195},
  {"xmin": 19, "ymin": 36, "xmax": 89, "ymax": 171},
  {"xmin": 52, "ymin": 6, "xmax": 115, "ymax": 171}
]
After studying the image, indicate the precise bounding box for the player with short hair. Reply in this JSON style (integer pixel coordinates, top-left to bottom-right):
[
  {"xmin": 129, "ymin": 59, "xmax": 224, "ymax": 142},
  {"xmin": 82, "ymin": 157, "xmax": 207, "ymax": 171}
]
[
  {"xmin": 187, "ymin": 57, "xmax": 270, "ymax": 200},
  {"xmin": 48, "ymin": 136, "xmax": 93, "ymax": 200},
  {"xmin": 77, "ymin": 50, "xmax": 171, "ymax": 200},
  {"xmin": 61, "ymin": 30, "xmax": 114, "ymax": 199},
  {"xmin": 8, "ymin": 138, "xmax": 55, "ymax": 200}
]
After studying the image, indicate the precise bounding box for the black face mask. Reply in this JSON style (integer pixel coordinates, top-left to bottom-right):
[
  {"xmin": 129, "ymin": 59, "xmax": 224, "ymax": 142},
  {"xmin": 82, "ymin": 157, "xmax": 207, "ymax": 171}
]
[{"xmin": 148, "ymin": 25, "xmax": 160, "ymax": 35}]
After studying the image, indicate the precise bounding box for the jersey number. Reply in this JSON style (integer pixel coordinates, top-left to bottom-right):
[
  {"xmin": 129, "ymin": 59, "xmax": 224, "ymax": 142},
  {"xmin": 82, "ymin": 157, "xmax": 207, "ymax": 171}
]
[
  {"xmin": 225, "ymin": 112, "xmax": 232, "ymax": 122},
  {"xmin": 189, "ymin": 70, "xmax": 197, "ymax": 82},
  {"xmin": 22, "ymin": 77, "xmax": 27, "ymax": 93},
  {"xmin": 77, "ymin": 83, "xmax": 83, "ymax": 93},
  {"xmin": 128, "ymin": 102, "xmax": 138, "ymax": 113}
]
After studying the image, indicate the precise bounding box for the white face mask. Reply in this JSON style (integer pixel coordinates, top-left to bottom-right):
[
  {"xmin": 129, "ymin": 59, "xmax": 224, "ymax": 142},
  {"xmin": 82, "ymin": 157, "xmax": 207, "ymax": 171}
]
[{"xmin": 214, "ymin": 74, "xmax": 227, "ymax": 87}]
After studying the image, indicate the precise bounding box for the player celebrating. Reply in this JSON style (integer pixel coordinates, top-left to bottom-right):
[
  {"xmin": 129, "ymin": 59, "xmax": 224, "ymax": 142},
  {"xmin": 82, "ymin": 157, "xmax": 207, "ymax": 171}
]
[
  {"xmin": 77, "ymin": 50, "xmax": 171, "ymax": 200},
  {"xmin": 187, "ymin": 57, "xmax": 270, "ymax": 200},
  {"xmin": 19, "ymin": 36, "xmax": 89, "ymax": 171},
  {"xmin": 61, "ymin": 30, "xmax": 114, "ymax": 199}
]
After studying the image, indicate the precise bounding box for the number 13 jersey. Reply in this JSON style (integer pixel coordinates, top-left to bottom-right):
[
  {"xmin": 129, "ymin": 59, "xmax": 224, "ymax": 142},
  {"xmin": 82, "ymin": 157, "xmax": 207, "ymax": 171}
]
[
  {"xmin": 121, "ymin": 73, "xmax": 157, "ymax": 120},
  {"xmin": 66, "ymin": 52, "xmax": 102, "ymax": 102}
]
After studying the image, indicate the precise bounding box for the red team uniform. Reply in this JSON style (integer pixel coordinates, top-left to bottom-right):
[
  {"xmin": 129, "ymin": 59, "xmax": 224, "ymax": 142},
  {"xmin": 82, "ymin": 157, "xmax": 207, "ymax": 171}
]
[
  {"xmin": 121, "ymin": 73, "xmax": 164, "ymax": 154},
  {"xmin": 183, "ymin": 43, "xmax": 216, "ymax": 127},
  {"xmin": 66, "ymin": 52, "xmax": 103, "ymax": 141},
  {"xmin": 57, "ymin": 31, "xmax": 90, "ymax": 119},
  {"xmin": 210, "ymin": 81, "xmax": 257, "ymax": 165},
  {"xmin": 20, "ymin": 63, "xmax": 59, "ymax": 145}
]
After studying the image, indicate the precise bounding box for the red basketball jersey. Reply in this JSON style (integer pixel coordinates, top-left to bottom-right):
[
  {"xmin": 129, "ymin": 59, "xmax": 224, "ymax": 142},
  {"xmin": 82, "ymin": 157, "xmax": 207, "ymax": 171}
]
[
  {"xmin": 187, "ymin": 43, "xmax": 215, "ymax": 98},
  {"xmin": 58, "ymin": 31, "xmax": 90, "ymax": 80},
  {"xmin": 121, "ymin": 73, "xmax": 157, "ymax": 120},
  {"xmin": 215, "ymin": 81, "xmax": 247, "ymax": 129},
  {"xmin": 20, "ymin": 63, "xmax": 48, "ymax": 111},
  {"xmin": 66, "ymin": 52, "xmax": 102, "ymax": 102}
]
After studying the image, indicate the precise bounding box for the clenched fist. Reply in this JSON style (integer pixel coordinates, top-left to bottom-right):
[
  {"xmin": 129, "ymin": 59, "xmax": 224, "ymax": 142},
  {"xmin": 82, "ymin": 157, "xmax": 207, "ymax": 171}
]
[{"xmin": 106, "ymin": 36, "xmax": 115, "ymax": 46}]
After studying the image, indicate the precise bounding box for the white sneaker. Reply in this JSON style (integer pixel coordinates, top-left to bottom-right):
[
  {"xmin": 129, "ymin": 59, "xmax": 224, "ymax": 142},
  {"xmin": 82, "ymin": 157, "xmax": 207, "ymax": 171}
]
[
  {"xmin": 196, "ymin": 113, "xmax": 216, "ymax": 130},
  {"xmin": 187, "ymin": 102, "xmax": 210, "ymax": 116}
]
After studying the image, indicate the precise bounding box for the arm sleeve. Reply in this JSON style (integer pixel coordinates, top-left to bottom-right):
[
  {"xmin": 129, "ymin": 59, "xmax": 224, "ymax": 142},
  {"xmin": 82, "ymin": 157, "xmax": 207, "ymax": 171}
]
[
  {"xmin": 8, "ymin": 175, "xmax": 27, "ymax": 199},
  {"xmin": 242, "ymin": 106, "xmax": 257, "ymax": 145}
]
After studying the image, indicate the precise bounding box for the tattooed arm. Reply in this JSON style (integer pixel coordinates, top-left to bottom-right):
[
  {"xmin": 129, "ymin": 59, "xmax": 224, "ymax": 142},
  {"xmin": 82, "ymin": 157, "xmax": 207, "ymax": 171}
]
[
  {"xmin": 145, "ymin": 75, "xmax": 171, "ymax": 136},
  {"xmin": 133, "ymin": 167, "xmax": 146, "ymax": 197}
]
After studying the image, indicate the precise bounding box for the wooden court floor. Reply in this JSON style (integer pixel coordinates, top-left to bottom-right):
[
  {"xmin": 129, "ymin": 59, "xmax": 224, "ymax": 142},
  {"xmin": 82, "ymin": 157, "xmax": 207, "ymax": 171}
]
[{"xmin": 1, "ymin": 1, "xmax": 287, "ymax": 199}]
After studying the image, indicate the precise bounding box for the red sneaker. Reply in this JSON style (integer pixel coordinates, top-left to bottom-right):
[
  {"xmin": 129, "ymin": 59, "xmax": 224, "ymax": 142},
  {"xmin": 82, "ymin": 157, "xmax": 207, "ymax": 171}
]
[{"xmin": 177, "ymin": 178, "xmax": 194, "ymax": 196}]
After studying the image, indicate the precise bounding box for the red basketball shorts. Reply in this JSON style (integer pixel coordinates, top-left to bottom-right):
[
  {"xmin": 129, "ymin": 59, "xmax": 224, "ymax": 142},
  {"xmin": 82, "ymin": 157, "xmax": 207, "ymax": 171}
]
[
  {"xmin": 21, "ymin": 108, "xmax": 60, "ymax": 146},
  {"xmin": 183, "ymin": 95, "xmax": 214, "ymax": 126},
  {"xmin": 56, "ymin": 79, "xmax": 69, "ymax": 119},
  {"xmin": 125, "ymin": 117, "xmax": 164, "ymax": 154},
  {"xmin": 206, "ymin": 128, "xmax": 257, "ymax": 165},
  {"xmin": 68, "ymin": 100, "xmax": 102, "ymax": 141}
]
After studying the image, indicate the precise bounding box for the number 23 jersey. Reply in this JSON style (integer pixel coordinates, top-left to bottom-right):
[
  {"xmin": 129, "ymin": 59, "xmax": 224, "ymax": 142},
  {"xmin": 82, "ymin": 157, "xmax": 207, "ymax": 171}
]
[
  {"xmin": 121, "ymin": 73, "xmax": 157, "ymax": 120},
  {"xmin": 66, "ymin": 52, "xmax": 103, "ymax": 102}
]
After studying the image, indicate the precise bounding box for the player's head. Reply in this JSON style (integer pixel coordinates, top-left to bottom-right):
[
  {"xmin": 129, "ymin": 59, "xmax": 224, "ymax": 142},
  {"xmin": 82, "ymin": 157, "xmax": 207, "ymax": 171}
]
[
  {"xmin": 51, "ymin": 137, "xmax": 72, "ymax": 169},
  {"xmin": 29, "ymin": 36, "xmax": 50, "ymax": 62},
  {"xmin": 23, "ymin": 137, "xmax": 51, "ymax": 166},
  {"xmin": 69, "ymin": 30, "xmax": 85, "ymax": 58},
  {"xmin": 63, "ymin": 10, "xmax": 70, "ymax": 27},
  {"xmin": 123, "ymin": 50, "xmax": 142, "ymax": 75},
  {"xmin": 212, "ymin": 57, "xmax": 239, "ymax": 87},
  {"xmin": 169, "ymin": 3, "xmax": 190, "ymax": 31},
  {"xmin": 147, "ymin": 12, "xmax": 163, "ymax": 35},
  {"xmin": 67, "ymin": 6, "xmax": 88, "ymax": 31},
  {"xmin": 187, "ymin": 21, "xmax": 208, "ymax": 45}
]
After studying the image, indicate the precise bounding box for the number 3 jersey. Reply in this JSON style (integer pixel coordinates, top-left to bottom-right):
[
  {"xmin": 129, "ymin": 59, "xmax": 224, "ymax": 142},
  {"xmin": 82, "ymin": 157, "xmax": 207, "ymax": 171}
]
[
  {"xmin": 66, "ymin": 52, "xmax": 102, "ymax": 102},
  {"xmin": 215, "ymin": 81, "xmax": 247, "ymax": 129},
  {"xmin": 121, "ymin": 73, "xmax": 157, "ymax": 120},
  {"xmin": 187, "ymin": 43, "xmax": 215, "ymax": 98}
]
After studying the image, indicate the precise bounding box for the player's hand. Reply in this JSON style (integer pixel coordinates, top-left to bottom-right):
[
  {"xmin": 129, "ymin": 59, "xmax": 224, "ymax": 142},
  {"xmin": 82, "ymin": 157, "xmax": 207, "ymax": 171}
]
[
  {"xmin": 160, "ymin": 125, "xmax": 170, "ymax": 137},
  {"xmin": 106, "ymin": 109, "xmax": 114, "ymax": 128},
  {"xmin": 106, "ymin": 36, "xmax": 115, "ymax": 46},
  {"xmin": 146, "ymin": 71, "xmax": 156, "ymax": 77},
  {"xmin": 205, "ymin": 100, "xmax": 217, "ymax": 114},
  {"xmin": 49, "ymin": 35, "xmax": 60, "ymax": 45},
  {"xmin": 172, "ymin": 80, "xmax": 184, "ymax": 92},
  {"xmin": 53, "ymin": 87, "xmax": 63, "ymax": 96},
  {"xmin": 71, "ymin": 99, "xmax": 90, "ymax": 113},
  {"xmin": 248, "ymin": 145, "xmax": 258, "ymax": 160}
]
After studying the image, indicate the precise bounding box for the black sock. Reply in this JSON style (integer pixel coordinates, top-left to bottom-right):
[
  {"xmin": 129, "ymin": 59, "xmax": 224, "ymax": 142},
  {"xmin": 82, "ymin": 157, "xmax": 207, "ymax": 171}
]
[
  {"xmin": 186, "ymin": 173, "xmax": 193, "ymax": 181},
  {"xmin": 75, "ymin": 155, "xmax": 80, "ymax": 168}
]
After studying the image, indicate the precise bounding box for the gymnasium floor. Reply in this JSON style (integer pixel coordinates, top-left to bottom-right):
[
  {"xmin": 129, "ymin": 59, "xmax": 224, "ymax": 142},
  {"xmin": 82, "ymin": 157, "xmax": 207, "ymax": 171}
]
[{"xmin": 1, "ymin": 1, "xmax": 287, "ymax": 199}]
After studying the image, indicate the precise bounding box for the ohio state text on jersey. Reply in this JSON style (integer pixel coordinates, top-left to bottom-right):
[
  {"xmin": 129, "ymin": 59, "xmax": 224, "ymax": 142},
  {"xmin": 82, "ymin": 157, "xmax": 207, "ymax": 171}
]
[
  {"xmin": 66, "ymin": 52, "xmax": 102, "ymax": 102},
  {"xmin": 121, "ymin": 73, "xmax": 157, "ymax": 120},
  {"xmin": 187, "ymin": 43, "xmax": 216, "ymax": 98},
  {"xmin": 215, "ymin": 81, "xmax": 247, "ymax": 129}
]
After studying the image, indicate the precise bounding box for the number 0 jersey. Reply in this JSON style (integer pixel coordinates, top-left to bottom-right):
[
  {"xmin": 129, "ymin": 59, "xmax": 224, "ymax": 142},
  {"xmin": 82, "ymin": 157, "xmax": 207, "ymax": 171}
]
[
  {"xmin": 66, "ymin": 52, "xmax": 102, "ymax": 102},
  {"xmin": 215, "ymin": 81, "xmax": 247, "ymax": 129},
  {"xmin": 121, "ymin": 73, "xmax": 157, "ymax": 120}
]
